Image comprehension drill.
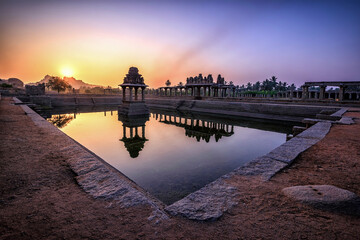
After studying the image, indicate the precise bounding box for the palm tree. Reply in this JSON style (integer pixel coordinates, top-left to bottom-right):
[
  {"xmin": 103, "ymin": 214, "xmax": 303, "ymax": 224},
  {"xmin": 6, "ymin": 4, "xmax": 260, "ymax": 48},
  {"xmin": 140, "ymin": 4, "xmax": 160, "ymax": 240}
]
[
  {"xmin": 246, "ymin": 82, "xmax": 252, "ymax": 90},
  {"xmin": 270, "ymin": 76, "xmax": 278, "ymax": 90}
]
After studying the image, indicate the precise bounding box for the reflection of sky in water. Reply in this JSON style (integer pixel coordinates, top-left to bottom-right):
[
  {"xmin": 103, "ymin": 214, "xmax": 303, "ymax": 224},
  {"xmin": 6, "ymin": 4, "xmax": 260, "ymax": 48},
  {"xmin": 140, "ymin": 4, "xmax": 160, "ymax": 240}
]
[{"xmin": 49, "ymin": 111, "xmax": 287, "ymax": 204}]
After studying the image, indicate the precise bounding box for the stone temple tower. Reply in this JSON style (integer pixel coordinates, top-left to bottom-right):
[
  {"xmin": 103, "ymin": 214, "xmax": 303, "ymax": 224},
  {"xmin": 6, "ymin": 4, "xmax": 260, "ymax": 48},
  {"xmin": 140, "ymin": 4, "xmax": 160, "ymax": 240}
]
[{"xmin": 118, "ymin": 67, "xmax": 149, "ymax": 116}]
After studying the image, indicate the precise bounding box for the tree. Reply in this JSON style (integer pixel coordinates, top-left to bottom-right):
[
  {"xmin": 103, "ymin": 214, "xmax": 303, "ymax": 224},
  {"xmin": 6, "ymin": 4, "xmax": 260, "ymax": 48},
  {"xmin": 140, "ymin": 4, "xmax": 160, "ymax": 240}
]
[
  {"xmin": 178, "ymin": 82, "xmax": 183, "ymax": 86},
  {"xmin": 270, "ymin": 76, "xmax": 278, "ymax": 90},
  {"xmin": 290, "ymin": 83, "xmax": 296, "ymax": 90},
  {"xmin": 46, "ymin": 76, "xmax": 72, "ymax": 93},
  {"xmin": 165, "ymin": 80, "xmax": 171, "ymax": 86},
  {"xmin": 246, "ymin": 82, "xmax": 252, "ymax": 90},
  {"xmin": 253, "ymin": 81, "xmax": 260, "ymax": 91}
]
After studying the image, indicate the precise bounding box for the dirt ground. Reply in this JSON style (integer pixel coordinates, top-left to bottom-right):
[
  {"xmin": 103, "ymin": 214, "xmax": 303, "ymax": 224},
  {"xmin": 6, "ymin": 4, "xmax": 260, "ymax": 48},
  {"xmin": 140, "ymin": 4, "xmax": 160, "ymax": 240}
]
[{"xmin": 0, "ymin": 97, "xmax": 359, "ymax": 240}]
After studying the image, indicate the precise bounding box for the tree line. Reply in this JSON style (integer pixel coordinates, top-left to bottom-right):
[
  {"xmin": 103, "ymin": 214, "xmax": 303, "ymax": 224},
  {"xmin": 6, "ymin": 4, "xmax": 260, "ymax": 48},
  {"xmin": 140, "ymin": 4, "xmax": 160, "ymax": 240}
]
[{"xmin": 239, "ymin": 76, "xmax": 296, "ymax": 92}]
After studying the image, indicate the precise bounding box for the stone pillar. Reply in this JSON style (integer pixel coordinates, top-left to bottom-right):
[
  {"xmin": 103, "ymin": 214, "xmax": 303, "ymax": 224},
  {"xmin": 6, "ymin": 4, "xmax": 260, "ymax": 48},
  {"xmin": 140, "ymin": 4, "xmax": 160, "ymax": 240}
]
[
  {"xmin": 129, "ymin": 87, "xmax": 133, "ymax": 101},
  {"xmin": 141, "ymin": 87, "xmax": 145, "ymax": 101},
  {"xmin": 130, "ymin": 127, "xmax": 133, "ymax": 138},
  {"xmin": 134, "ymin": 87, "xmax": 138, "ymax": 100},
  {"xmin": 122, "ymin": 86, "xmax": 126, "ymax": 101},
  {"xmin": 339, "ymin": 86, "xmax": 344, "ymax": 101},
  {"xmin": 302, "ymin": 86, "xmax": 308, "ymax": 99},
  {"xmin": 319, "ymin": 86, "xmax": 325, "ymax": 100}
]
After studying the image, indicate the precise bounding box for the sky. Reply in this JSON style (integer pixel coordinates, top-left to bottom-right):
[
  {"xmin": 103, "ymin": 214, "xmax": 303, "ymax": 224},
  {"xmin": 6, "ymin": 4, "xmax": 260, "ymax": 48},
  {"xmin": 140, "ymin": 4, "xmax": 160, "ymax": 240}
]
[{"xmin": 0, "ymin": 0, "xmax": 360, "ymax": 88}]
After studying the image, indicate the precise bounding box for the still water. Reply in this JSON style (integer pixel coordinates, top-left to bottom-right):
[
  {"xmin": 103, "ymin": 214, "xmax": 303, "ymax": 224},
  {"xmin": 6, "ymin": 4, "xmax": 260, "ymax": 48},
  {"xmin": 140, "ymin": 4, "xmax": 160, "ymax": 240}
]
[{"xmin": 44, "ymin": 107, "xmax": 291, "ymax": 204}]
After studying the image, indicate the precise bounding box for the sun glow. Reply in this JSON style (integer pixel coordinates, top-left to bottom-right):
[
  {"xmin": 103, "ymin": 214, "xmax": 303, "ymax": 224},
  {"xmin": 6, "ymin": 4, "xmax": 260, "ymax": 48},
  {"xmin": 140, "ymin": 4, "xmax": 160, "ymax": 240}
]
[{"xmin": 61, "ymin": 67, "xmax": 74, "ymax": 77}]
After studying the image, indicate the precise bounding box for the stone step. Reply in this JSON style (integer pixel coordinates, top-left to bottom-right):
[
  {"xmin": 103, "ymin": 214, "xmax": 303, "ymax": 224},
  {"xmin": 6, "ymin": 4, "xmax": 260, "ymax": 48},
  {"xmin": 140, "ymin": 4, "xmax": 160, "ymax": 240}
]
[{"xmin": 316, "ymin": 114, "xmax": 341, "ymax": 121}]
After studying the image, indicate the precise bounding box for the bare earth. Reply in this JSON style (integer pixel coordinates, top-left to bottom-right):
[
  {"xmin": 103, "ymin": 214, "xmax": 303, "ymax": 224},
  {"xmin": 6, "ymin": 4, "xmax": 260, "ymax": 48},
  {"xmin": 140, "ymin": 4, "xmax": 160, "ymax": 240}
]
[{"xmin": 0, "ymin": 97, "xmax": 359, "ymax": 239}]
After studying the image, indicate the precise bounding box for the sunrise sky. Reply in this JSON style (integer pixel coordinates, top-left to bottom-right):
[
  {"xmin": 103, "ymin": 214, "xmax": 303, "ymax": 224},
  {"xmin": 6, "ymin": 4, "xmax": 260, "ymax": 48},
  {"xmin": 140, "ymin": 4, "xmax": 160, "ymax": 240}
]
[{"xmin": 0, "ymin": 0, "xmax": 359, "ymax": 88}]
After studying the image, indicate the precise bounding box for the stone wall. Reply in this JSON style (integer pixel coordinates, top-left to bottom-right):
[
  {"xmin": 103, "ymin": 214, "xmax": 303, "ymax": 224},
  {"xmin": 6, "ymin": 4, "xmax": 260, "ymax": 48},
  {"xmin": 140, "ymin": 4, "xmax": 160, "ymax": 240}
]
[
  {"xmin": 28, "ymin": 96, "xmax": 341, "ymax": 123},
  {"xmin": 29, "ymin": 95, "xmax": 122, "ymax": 107},
  {"xmin": 25, "ymin": 84, "xmax": 45, "ymax": 95},
  {"xmin": 145, "ymin": 99, "xmax": 340, "ymax": 122}
]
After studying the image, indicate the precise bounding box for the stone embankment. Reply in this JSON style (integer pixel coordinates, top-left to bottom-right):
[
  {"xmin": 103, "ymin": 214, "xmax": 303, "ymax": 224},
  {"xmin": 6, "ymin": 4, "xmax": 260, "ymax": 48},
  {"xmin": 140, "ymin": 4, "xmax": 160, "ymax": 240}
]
[
  {"xmin": 14, "ymin": 97, "xmax": 168, "ymax": 224},
  {"xmin": 22, "ymin": 95, "xmax": 343, "ymax": 123},
  {"xmin": 14, "ymin": 96, "xmax": 353, "ymax": 221},
  {"xmin": 146, "ymin": 98, "xmax": 341, "ymax": 123},
  {"xmin": 19, "ymin": 95, "xmax": 122, "ymax": 107},
  {"xmin": 1, "ymin": 96, "xmax": 360, "ymax": 239}
]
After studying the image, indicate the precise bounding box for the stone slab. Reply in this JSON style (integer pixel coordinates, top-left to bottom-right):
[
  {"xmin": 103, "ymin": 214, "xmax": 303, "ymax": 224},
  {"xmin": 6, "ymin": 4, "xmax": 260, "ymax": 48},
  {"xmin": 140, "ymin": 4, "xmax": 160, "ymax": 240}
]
[
  {"xmin": 282, "ymin": 185, "xmax": 359, "ymax": 205},
  {"xmin": 316, "ymin": 114, "xmax": 341, "ymax": 121},
  {"xmin": 338, "ymin": 117, "xmax": 355, "ymax": 125},
  {"xmin": 266, "ymin": 137, "xmax": 318, "ymax": 163},
  {"xmin": 165, "ymin": 179, "xmax": 238, "ymax": 221},
  {"xmin": 266, "ymin": 122, "xmax": 331, "ymax": 163},
  {"xmin": 296, "ymin": 122, "xmax": 331, "ymax": 140},
  {"xmin": 230, "ymin": 156, "xmax": 288, "ymax": 181},
  {"xmin": 331, "ymin": 107, "xmax": 348, "ymax": 117}
]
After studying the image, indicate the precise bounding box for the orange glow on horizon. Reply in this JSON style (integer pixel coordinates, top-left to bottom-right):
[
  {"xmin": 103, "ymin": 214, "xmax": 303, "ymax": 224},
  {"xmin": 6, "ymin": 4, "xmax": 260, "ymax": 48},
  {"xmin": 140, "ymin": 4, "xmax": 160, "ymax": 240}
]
[{"xmin": 60, "ymin": 67, "xmax": 74, "ymax": 78}]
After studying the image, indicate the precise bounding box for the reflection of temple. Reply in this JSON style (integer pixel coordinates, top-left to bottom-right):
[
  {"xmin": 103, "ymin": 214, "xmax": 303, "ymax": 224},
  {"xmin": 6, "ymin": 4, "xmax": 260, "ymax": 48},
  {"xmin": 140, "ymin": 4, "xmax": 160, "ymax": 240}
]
[
  {"xmin": 153, "ymin": 112, "xmax": 234, "ymax": 143},
  {"xmin": 118, "ymin": 114, "xmax": 149, "ymax": 158}
]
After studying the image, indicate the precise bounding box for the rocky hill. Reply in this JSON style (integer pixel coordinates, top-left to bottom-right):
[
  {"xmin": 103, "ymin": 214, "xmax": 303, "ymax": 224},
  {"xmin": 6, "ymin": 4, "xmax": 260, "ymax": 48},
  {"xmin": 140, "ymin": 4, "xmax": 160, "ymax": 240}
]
[
  {"xmin": 0, "ymin": 78, "xmax": 24, "ymax": 88},
  {"xmin": 30, "ymin": 75, "xmax": 101, "ymax": 89}
]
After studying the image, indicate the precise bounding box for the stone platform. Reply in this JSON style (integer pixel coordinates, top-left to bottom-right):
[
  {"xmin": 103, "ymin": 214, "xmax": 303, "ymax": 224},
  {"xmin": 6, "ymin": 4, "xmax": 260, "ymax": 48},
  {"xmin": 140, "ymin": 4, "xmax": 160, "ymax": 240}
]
[{"xmin": 118, "ymin": 101, "xmax": 149, "ymax": 116}]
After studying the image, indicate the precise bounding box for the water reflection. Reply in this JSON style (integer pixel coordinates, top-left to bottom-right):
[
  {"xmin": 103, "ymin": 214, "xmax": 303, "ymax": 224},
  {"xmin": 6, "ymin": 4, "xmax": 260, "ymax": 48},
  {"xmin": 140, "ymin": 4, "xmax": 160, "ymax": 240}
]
[
  {"xmin": 41, "ymin": 106, "xmax": 293, "ymax": 204},
  {"xmin": 48, "ymin": 114, "xmax": 74, "ymax": 128},
  {"xmin": 154, "ymin": 113, "xmax": 234, "ymax": 143},
  {"xmin": 118, "ymin": 114, "xmax": 149, "ymax": 158}
]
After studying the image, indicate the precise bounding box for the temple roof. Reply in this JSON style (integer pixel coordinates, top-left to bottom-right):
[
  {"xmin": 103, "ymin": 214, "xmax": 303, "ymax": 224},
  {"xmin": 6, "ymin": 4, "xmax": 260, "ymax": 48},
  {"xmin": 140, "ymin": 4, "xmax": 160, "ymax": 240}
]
[{"xmin": 120, "ymin": 67, "xmax": 147, "ymax": 86}]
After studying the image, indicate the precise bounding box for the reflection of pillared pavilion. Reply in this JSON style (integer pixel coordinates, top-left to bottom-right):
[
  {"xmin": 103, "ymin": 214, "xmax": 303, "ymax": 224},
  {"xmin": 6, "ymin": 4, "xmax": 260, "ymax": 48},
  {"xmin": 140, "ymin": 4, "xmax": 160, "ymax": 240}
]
[
  {"xmin": 154, "ymin": 112, "xmax": 234, "ymax": 143},
  {"xmin": 118, "ymin": 114, "xmax": 149, "ymax": 158}
]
